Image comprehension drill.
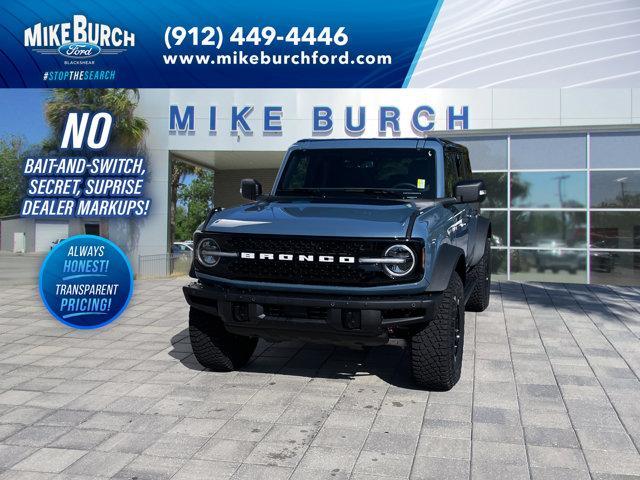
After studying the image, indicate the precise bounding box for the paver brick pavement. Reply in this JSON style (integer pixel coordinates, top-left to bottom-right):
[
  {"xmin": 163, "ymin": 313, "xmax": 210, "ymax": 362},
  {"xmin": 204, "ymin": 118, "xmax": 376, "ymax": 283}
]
[{"xmin": 0, "ymin": 277, "xmax": 638, "ymax": 478}]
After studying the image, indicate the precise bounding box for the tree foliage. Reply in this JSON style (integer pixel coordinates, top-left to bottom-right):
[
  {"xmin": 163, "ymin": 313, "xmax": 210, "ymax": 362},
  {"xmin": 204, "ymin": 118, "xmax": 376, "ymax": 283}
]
[
  {"xmin": 0, "ymin": 136, "xmax": 26, "ymax": 217},
  {"xmin": 174, "ymin": 170, "xmax": 215, "ymax": 241},
  {"xmin": 44, "ymin": 89, "xmax": 147, "ymax": 152},
  {"xmin": 170, "ymin": 159, "xmax": 195, "ymax": 244},
  {"xmin": 42, "ymin": 89, "xmax": 149, "ymax": 253}
]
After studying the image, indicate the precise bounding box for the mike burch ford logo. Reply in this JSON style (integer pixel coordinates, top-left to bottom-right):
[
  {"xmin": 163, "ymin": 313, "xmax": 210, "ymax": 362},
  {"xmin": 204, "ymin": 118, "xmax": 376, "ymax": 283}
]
[{"xmin": 24, "ymin": 15, "xmax": 134, "ymax": 63}]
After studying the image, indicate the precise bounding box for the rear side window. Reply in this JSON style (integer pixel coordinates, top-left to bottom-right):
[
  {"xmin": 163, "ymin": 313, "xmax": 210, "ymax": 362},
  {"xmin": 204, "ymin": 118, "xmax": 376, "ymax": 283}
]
[
  {"xmin": 444, "ymin": 151, "xmax": 460, "ymax": 197},
  {"xmin": 461, "ymin": 151, "xmax": 472, "ymax": 179}
]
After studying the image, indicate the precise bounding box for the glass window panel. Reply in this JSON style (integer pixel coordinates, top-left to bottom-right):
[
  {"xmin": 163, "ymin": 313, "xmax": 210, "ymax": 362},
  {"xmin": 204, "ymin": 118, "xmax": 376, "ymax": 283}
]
[
  {"xmin": 511, "ymin": 172, "xmax": 586, "ymax": 208},
  {"xmin": 490, "ymin": 248, "xmax": 507, "ymax": 280},
  {"xmin": 590, "ymin": 252, "xmax": 640, "ymax": 286},
  {"xmin": 482, "ymin": 210, "xmax": 507, "ymax": 247},
  {"xmin": 590, "ymin": 212, "xmax": 640, "ymax": 249},
  {"xmin": 590, "ymin": 170, "xmax": 640, "ymax": 208},
  {"xmin": 449, "ymin": 136, "xmax": 507, "ymax": 170},
  {"xmin": 511, "ymin": 211, "xmax": 587, "ymax": 248},
  {"xmin": 510, "ymin": 249, "xmax": 587, "ymax": 283},
  {"xmin": 511, "ymin": 134, "xmax": 586, "ymax": 169},
  {"xmin": 591, "ymin": 132, "xmax": 640, "ymax": 169},
  {"xmin": 477, "ymin": 172, "xmax": 507, "ymax": 208}
]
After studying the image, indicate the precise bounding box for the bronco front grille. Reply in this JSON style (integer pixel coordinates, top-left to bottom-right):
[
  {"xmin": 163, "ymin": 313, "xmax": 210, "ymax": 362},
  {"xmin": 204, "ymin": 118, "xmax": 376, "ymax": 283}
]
[{"xmin": 194, "ymin": 233, "xmax": 423, "ymax": 286}]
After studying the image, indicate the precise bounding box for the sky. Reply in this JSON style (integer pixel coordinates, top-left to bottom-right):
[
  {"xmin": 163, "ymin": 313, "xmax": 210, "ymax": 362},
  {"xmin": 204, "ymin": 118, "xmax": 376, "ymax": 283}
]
[{"xmin": 0, "ymin": 89, "xmax": 50, "ymax": 145}]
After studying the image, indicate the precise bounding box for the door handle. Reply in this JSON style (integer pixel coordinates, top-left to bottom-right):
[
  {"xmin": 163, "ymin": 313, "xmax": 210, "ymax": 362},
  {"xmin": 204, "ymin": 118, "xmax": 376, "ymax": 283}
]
[{"xmin": 447, "ymin": 218, "xmax": 464, "ymax": 235}]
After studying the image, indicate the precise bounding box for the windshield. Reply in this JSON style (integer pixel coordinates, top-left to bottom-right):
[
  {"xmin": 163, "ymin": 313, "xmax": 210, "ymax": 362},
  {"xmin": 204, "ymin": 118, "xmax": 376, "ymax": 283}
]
[{"xmin": 276, "ymin": 148, "xmax": 437, "ymax": 199}]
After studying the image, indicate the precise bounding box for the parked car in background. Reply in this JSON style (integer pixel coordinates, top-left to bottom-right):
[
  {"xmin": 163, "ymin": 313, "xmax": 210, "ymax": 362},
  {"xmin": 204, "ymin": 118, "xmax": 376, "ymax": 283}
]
[
  {"xmin": 171, "ymin": 242, "xmax": 194, "ymax": 254},
  {"xmin": 50, "ymin": 238, "xmax": 66, "ymax": 250}
]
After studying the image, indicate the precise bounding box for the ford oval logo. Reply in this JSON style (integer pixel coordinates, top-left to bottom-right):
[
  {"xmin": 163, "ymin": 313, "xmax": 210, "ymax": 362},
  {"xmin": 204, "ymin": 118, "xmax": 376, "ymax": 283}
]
[{"xmin": 57, "ymin": 42, "xmax": 101, "ymax": 59}]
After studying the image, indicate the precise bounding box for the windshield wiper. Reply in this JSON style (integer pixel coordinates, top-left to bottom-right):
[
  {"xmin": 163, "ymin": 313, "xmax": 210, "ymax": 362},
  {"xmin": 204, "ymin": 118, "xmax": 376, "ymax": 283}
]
[
  {"xmin": 278, "ymin": 188, "xmax": 326, "ymax": 196},
  {"xmin": 277, "ymin": 187, "xmax": 417, "ymax": 198},
  {"xmin": 338, "ymin": 188, "xmax": 415, "ymax": 197}
]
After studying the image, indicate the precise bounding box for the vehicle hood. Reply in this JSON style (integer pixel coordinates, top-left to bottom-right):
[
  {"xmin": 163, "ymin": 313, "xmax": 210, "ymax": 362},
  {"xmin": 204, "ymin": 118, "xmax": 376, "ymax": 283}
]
[{"xmin": 203, "ymin": 198, "xmax": 422, "ymax": 238}]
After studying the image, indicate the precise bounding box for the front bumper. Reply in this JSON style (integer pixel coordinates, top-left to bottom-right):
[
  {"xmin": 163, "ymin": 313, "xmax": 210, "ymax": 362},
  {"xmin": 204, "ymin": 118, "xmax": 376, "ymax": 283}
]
[{"xmin": 183, "ymin": 282, "xmax": 441, "ymax": 347}]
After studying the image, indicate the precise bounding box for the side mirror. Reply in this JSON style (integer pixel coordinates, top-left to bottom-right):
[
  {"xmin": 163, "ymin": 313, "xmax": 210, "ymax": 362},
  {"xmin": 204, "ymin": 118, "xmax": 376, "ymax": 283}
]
[
  {"xmin": 240, "ymin": 178, "xmax": 262, "ymax": 201},
  {"xmin": 454, "ymin": 179, "xmax": 486, "ymax": 203}
]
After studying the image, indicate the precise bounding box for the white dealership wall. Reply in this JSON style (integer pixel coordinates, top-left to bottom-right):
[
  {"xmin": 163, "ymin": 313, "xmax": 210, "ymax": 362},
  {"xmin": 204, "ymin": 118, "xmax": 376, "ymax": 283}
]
[{"xmin": 131, "ymin": 88, "xmax": 640, "ymax": 263}]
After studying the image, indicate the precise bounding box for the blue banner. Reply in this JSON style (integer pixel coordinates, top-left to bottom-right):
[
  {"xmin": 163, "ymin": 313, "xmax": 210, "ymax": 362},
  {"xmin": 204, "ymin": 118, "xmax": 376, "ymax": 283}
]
[{"xmin": 0, "ymin": 0, "xmax": 441, "ymax": 88}]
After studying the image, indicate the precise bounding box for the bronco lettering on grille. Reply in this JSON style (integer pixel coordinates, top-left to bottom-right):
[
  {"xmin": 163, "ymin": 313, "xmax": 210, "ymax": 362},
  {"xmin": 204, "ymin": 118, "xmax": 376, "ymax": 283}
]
[{"xmin": 240, "ymin": 252, "xmax": 356, "ymax": 263}]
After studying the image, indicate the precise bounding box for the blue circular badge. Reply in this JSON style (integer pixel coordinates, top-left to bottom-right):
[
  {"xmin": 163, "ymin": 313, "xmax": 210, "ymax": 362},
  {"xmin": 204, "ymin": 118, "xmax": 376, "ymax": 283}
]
[{"xmin": 39, "ymin": 235, "xmax": 134, "ymax": 329}]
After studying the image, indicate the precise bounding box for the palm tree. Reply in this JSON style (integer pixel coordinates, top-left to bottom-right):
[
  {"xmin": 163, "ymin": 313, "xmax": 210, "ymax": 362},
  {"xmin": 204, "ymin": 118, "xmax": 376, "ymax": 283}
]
[
  {"xmin": 43, "ymin": 89, "xmax": 149, "ymax": 253},
  {"xmin": 44, "ymin": 89, "xmax": 147, "ymax": 152}
]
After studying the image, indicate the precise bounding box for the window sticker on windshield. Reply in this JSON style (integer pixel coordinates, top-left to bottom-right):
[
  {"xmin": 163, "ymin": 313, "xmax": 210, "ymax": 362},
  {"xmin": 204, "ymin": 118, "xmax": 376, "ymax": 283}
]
[{"xmin": 417, "ymin": 179, "xmax": 426, "ymax": 189}]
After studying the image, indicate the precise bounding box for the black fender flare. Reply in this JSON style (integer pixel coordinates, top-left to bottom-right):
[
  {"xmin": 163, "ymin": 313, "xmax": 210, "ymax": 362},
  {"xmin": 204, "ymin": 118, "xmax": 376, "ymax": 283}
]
[
  {"xmin": 426, "ymin": 243, "xmax": 466, "ymax": 292},
  {"xmin": 468, "ymin": 216, "xmax": 491, "ymax": 267}
]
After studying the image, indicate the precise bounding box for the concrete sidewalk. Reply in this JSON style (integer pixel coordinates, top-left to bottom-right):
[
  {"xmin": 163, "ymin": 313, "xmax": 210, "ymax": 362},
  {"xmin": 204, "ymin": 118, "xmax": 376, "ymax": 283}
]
[
  {"xmin": 0, "ymin": 278, "xmax": 638, "ymax": 479},
  {"xmin": 0, "ymin": 253, "xmax": 45, "ymax": 286}
]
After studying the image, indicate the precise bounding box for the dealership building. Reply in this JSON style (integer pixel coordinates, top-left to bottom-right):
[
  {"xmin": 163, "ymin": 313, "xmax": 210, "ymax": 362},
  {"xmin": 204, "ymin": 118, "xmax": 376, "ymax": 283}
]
[{"xmin": 2, "ymin": 88, "xmax": 639, "ymax": 286}]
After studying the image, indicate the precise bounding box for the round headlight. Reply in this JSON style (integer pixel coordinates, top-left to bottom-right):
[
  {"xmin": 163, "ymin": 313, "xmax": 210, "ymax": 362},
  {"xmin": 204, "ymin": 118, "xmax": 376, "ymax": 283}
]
[
  {"xmin": 197, "ymin": 238, "xmax": 221, "ymax": 267},
  {"xmin": 383, "ymin": 244, "xmax": 416, "ymax": 278}
]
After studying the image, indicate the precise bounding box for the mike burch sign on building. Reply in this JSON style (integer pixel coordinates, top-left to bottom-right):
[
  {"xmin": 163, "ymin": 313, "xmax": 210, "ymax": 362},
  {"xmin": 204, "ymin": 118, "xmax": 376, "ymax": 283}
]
[{"xmin": 169, "ymin": 104, "xmax": 470, "ymax": 135}]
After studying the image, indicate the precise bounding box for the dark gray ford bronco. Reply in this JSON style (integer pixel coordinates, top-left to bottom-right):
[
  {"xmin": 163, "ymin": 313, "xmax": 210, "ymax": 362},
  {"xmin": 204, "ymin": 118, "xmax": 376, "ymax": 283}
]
[{"xmin": 184, "ymin": 138, "xmax": 491, "ymax": 390}]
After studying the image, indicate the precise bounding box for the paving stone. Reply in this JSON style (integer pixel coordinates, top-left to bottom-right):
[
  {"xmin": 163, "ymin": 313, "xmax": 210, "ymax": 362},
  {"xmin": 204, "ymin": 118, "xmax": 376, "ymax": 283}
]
[
  {"xmin": 231, "ymin": 463, "xmax": 291, "ymax": 480},
  {"xmin": 63, "ymin": 450, "xmax": 135, "ymax": 477},
  {"xmin": 261, "ymin": 423, "xmax": 318, "ymax": 446},
  {"xmin": 353, "ymin": 450, "xmax": 413, "ymax": 478},
  {"xmin": 12, "ymin": 447, "xmax": 87, "ymax": 473},
  {"xmin": 575, "ymin": 428, "xmax": 637, "ymax": 453},
  {"xmin": 583, "ymin": 449, "xmax": 640, "ymax": 476},
  {"xmin": 520, "ymin": 410, "xmax": 573, "ymax": 430},
  {"xmin": 168, "ymin": 416, "xmax": 226, "ymax": 437},
  {"xmin": 290, "ymin": 466, "xmax": 350, "ymax": 480},
  {"xmin": 0, "ymin": 444, "xmax": 37, "ymax": 468},
  {"xmin": 473, "ymin": 441, "xmax": 528, "ymax": 466},
  {"xmin": 143, "ymin": 433, "xmax": 208, "ymax": 459},
  {"xmin": 472, "ymin": 406, "xmax": 521, "ymax": 426},
  {"xmin": 244, "ymin": 440, "xmax": 308, "ymax": 467},
  {"xmin": 95, "ymin": 432, "xmax": 160, "ymax": 454},
  {"xmin": 35, "ymin": 409, "xmax": 93, "ymax": 427},
  {"xmin": 214, "ymin": 419, "xmax": 272, "ymax": 442},
  {"xmin": 0, "ymin": 390, "xmax": 42, "ymax": 406},
  {"xmin": 524, "ymin": 427, "xmax": 580, "ymax": 448},
  {"xmin": 421, "ymin": 419, "xmax": 472, "ymax": 439},
  {"xmin": 411, "ymin": 456, "xmax": 469, "ymax": 479},
  {"xmin": 4, "ymin": 425, "xmax": 68, "ymax": 447},
  {"xmin": 472, "ymin": 423, "xmax": 524, "ymax": 445},
  {"xmin": 415, "ymin": 435, "xmax": 470, "ymax": 460},
  {"xmin": 124, "ymin": 414, "xmax": 180, "ymax": 433},
  {"xmin": 530, "ymin": 466, "xmax": 591, "ymax": 480},
  {"xmin": 527, "ymin": 445, "xmax": 588, "ymax": 471},
  {"xmin": 0, "ymin": 424, "xmax": 25, "ymax": 442},
  {"xmin": 471, "ymin": 460, "xmax": 529, "ymax": 480},
  {"xmin": 195, "ymin": 438, "xmax": 257, "ymax": 462},
  {"xmin": 173, "ymin": 459, "xmax": 239, "ymax": 480},
  {"xmin": 0, "ymin": 407, "xmax": 52, "ymax": 425},
  {"xmin": 48, "ymin": 428, "xmax": 113, "ymax": 450},
  {"xmin": 363, "ymin": 431, "xmax": 418, "ymax": 455},
  {"xmin": 297, "ymin": 446, "xmax": 359, "ymax": 473},
  {"xmin": 312, "ymin": 427, "xmax": 368, "ymax": 450},
  {"xmin": 113, "ymin": 454, "xmax": 185, "ymax": 480},
  {"xmin": 78, "ymin": 412, "xmax": 133, "ymax": 431},
  {"xmin": 0, "ymin": 471, "xmax": 55, "ymax": 480},
  {"xmin": 324, "ymin": 409, "xmax": 377, "ymax": 430}
]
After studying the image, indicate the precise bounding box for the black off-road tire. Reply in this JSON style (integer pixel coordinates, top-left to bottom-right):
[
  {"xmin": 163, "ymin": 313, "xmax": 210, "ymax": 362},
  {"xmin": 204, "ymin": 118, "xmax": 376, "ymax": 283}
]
[
  {"xmin": 189, "ymin": 307, "xmax": 258, "ymax": 371},
  {"xmin": 410, "ymin": 272, "xmax": 464, "ymax": 391},
  {"xmin": 465, "ymin": 236, "xmax": 491, "ymax": 312}
]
